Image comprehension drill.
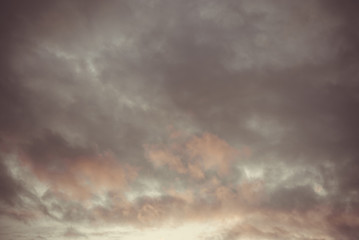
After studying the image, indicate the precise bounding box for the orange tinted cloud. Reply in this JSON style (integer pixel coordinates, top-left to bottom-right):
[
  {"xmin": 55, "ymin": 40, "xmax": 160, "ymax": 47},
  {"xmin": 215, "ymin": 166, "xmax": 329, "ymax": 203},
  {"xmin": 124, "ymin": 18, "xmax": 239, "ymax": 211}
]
[
  {"xmin": 145, "ymin": 132, "xmax": 241, "ymax": 179},
  {"xmin": 185, "ymin": 133, "xmax": 239, "ymax": 176},
  {"xmin": 145, "ymin": 145, "xmax": 187, "ymax": 174}
]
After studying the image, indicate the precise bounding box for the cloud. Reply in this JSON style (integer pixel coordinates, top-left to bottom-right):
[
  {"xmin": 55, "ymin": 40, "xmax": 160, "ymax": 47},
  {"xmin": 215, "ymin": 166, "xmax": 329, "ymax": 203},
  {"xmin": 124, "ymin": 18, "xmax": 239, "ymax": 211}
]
[
  {"xmin": 15, "ymin": 131, "xmax": 138, "ymax": 200},
  {"xmin": 0, "ymin": 0, "xmax": 359, "ymax": 239},
  {"xmin": 63, "ymin": 227, "xmax": 87, "ymax": 238},
  {"xmin": 0, "ymin": 158, "xmax": 24, "ymax": 206},
  {"xmin": 145, "ymin": 132, "xmax": 240, "ymax": 179}
]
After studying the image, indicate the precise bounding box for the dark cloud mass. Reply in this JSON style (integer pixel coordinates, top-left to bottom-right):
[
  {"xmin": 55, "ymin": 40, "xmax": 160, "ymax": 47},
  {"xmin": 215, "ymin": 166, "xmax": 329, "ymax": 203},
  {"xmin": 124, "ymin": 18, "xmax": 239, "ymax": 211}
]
[{"xmin": 1, "ymin": 0, "xmax": 359, "ymax": 239}]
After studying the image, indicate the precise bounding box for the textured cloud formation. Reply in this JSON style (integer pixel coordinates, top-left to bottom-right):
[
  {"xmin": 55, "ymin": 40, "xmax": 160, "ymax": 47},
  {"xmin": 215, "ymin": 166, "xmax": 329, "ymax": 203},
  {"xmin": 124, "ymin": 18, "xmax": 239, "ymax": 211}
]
[
  {"xmin": 1, "ymin": 0, "xmax": 359, "ymax": 239},
  {"xmin": 145, "ymin": 132, "xmax": 240, "ymax": 179}
]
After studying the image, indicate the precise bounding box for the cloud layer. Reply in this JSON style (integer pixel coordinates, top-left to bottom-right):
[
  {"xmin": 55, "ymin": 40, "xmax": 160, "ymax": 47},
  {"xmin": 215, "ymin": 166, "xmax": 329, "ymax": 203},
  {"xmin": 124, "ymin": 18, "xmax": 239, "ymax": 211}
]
[{"xmin": 1, "ymin": 0, "xmax": 359, "ymax": 239}]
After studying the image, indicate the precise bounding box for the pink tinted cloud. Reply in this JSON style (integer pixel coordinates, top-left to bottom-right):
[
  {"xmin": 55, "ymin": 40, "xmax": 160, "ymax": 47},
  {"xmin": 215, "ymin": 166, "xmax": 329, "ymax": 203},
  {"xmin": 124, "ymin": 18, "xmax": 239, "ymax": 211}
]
[
  {"xmin": 145, "ymin": 132, "xmax": 242, "ymax": 179},
  {"xmin": 185, "ymin": 133, "xmax": 239, "ymax": 176},
  {"xmin": 20, "ymin": 151, "xmax": 137, "ymax": 200}
]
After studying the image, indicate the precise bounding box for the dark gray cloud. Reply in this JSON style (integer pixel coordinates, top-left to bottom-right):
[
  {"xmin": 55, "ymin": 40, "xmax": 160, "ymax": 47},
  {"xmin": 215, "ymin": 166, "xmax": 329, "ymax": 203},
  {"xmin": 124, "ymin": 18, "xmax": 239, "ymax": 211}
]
[{"xmin": 0, "ymin": 158, "xmax": 23, "ymax": 206}]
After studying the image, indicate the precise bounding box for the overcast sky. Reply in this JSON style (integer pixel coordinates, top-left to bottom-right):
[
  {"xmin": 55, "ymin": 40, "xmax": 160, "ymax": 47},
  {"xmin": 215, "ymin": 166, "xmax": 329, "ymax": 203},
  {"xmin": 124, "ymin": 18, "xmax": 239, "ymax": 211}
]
[{"xmin": 1, "ymin": 1, "xmax": 359, "ymax": 240}]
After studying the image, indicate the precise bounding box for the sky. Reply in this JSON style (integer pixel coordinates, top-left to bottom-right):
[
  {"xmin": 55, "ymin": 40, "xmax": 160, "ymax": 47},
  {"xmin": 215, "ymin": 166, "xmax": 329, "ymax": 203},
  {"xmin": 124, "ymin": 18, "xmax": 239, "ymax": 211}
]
[{"xmin": 1, "ymin": 0, "xmax": 359, "ymax": 239}]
